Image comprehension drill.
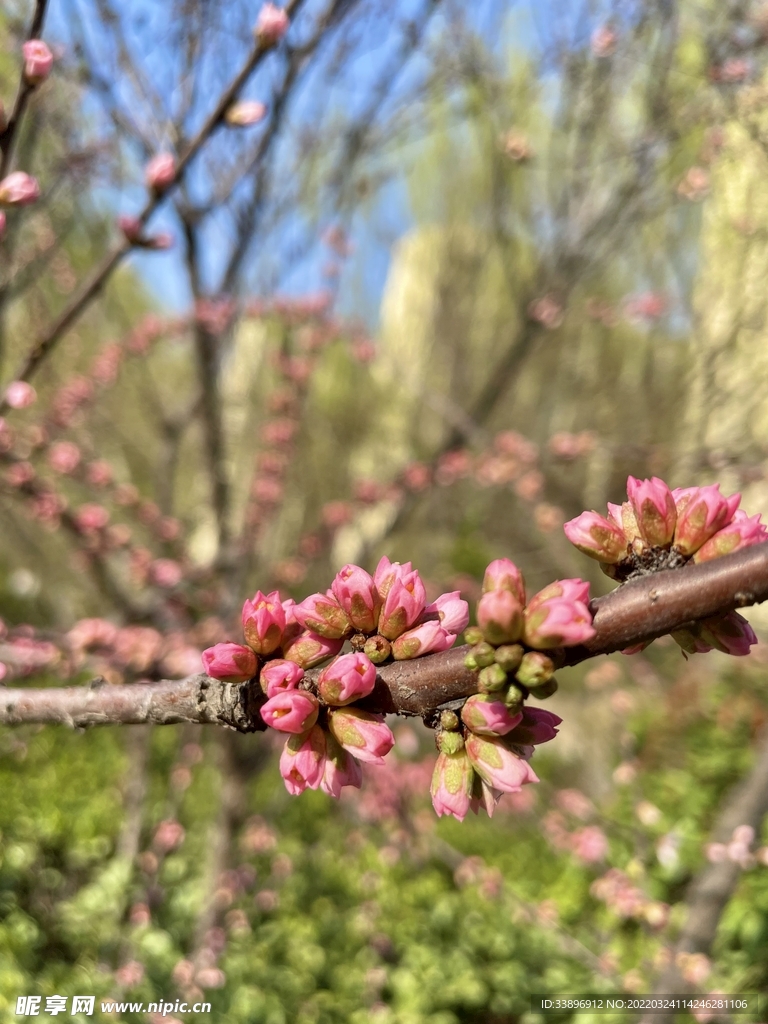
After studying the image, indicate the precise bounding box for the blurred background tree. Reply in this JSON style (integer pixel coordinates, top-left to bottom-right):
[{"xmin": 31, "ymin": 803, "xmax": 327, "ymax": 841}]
[{"xmin": 1, "ymin": 0, "xmax": 768, "ymax": 1020}]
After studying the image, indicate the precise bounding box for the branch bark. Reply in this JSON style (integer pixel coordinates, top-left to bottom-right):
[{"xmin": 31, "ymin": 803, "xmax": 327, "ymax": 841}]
[{"xmin": 1, "ymin": 542, "xmax": 767, "ymax": 730}]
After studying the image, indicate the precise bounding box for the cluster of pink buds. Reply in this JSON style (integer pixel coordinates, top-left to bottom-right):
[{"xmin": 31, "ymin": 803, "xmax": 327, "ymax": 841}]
[
  {"xmin": 430, "ymin": 559, "xmax": 593, "ymax": 822},
  {"xmin": 202, "ymin": 558, "xmax": 469, "ymax": 801},
  {"xmin": 564, "ymin": 476, "xmax": 765, "ymax": 656}
]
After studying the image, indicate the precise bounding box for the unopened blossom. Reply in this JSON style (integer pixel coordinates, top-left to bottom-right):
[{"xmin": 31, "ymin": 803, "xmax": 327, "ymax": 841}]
[
  {"xmin": 431, "ymin": 749, "xmax": 474, "ymax": 822},
  {"xmin": 627, "ymin": 475, "xmax": 677, "ymax": 547},
  {"xmin": 317, "ymin": 651, "xmax": 376, "ymax": 705},
  {"xmin": 330, "ymin": 564, "xmax": 380, "ymax": 633},
  {"xmin": 392, "ymin": 619, "xmax": 455, "ymax": 659},
  {"xmin": 523, "ymin": 592, "xmax": 595, "ymax": 649},
  {"xmin": 255, "ymin": 2, "xmax": 290, "ymax": 44},
  {"xmin": 260, "ymin": 658, "xmax": 304, "ymax": 696},
  {"xmin": 0, "ymin": 172, "xmax": 40, "ymax": 206},
  {"xmin": 525, "ymin": 578, "xmax": 590, "ymax": 614},
  {"xmin": 461, "ymin": 693, "xmax": 523, "ymax": 737},
  {"xmin": 294, "ymin": 590, "xmax": 350, "ymax": 639},
  {"xmin": 563, "ymin": 510, "xmax": 627, "ymax": 563},
  {"xmin": 591, "ymin": 24, "xmax": 617, "ymax": 57},
  {"xmin": 571, "ymin": 826, "xmax": 609, "ymax": 863},
  {"xmin": 279, "ymin": 725, "xmax": 326, "ymax": 794},
  {"xmin": 202, "ymin": 642, "xmax": 257, "ymax": 682},
  {"xmin": 482, "ymin": 558, "xmax": 526, "ymax": 604},
  {"xmin": 426, "ymin": 591, "xmax": 469, "ymax": 633},
  {"xmin": 145, "ymin": 153, "xmax": 176, "ymax": 191},
  {"xmin": 149, "ymin": 559, "xmax": 183, "ymax": 588},
  {"xmin": 22, "ymin": 40, "xmax": 54, "ymax": 84},
  {"xmin": 75, "ymin": 503, "xmax": 109, "ymax": 532},
  {"xmin": 327, "ymin": 707, "xmax": 394, "ymax": 765},
  {"xmin": 4, "ymin": 380, "xmax": 36, "ymax": 407},
  {"xmin": 477, "ymin": 589, "xmax": 524, "ymax": 645},
  {"xmin": 505, "ymin": 706, "xmax": 562, "ymax": 746},
  {"xmin": 693, "ymin": 509, "xmax": 767, "ymax": 562},
  {"xmin": 242, "ymin": 590, "xmax": 286, "ymax": 655},
  {"xmin": 225, "ymin": 100, "xmax": 267, "ymax": 126},
  {"xmin": 377, "ymin": 567, "xmax": 427, "ymax": 640},
  {"xmin": 47, "ymin": 441, "xmax": 80, "ymax": 474},
  {"xmin": 261, "ymin": 689, "xmax": 319, "ymax": 734},
  {"xmin": 673, "ymin": 484, "xmax": 741, "ymax": 556},
  {"xmin": 696, "ymin": 612, "xmax": 758, "ymax": 657},
  {"xmin": 282, "ymin": 629, "xmax": 343, "ymax": 669},
  {"xmin": 465, "ymin": 733, "xmax": 539, "ymax": 793},
  {"xmin": 320, "ymin": 733, "xmax": 363, "ymax": 797}
]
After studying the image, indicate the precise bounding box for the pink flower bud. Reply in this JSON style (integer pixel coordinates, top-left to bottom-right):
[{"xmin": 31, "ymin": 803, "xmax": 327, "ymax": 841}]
[
  {"xmin": 692, "ymin": 510, "xmax": 768, "ymax": 563},
  {"xmin": 327, "ymin": 707, "xmax": 394, "ymax": 765},
  {"xmin": 571, "ymin": 825, "xmax": 609, "ymax": 863},
  {"xmin": 294, "ymin": 590, "xmax": 350, "ymax": 639},
  {"xmin": 482, "ymin": 558, "xmax": 526, "ymax": 605},
  {"xmin": 391, "ymin": 619, "xmax": 455, "ymax": 660},
  {"xmin": 145, "ymin": 153, "xmax": 176, "ymax": 191},
  {"xmin": 0, "ymin": 172, "xmax": 40, "ymax": 206},
  {"xmin": 255, "ymin": 2, "xmax": 290, "ymax": 44},
  {"xmin": 465, "ymin": 733, "xmax": 539, "ymax": 793},
  {"xmin": 673, "ymin": 485, "xmax": 741, "ymax": 556},
  {"xmin": 373, "ymin": 555, "xmax": 413, "ymax": 599},
  {"xmin": 525, "ymin": 578, "xmax": 591, "ymax": 614},
  {"xmin": 260, "ymin": 658, "xmax": 304, "ymax": 696},
  {"xmin": 524, "ymin": 597, "xmax": 595, "ymax": 649},
  {"xmin": 279, "ymin": 725, "xmax": 326, "ymax": 794},
  {"xmin": 149, "ymin": 559, "xmax": 183, "ymax": 588},
  {"xmin": 461, "ymin": 694, "xmax": 523, "ymax": 737},
  {"xmin": 320, "ymin": 732, "xmax": 363, "ymax": 797},
  {"xmin": 377, "ymin": 571, "xmax": 427, "ymax": 640},
  {"xmin": 477, "ymin": 589, "xmax": 524, "ymax": 645},
  {"xmin": 430, "ymin": 749, "xmax": 474, "ymax": 821},
  {"xmin": 697, "ymin": 612, "xmax": 758, "ymax": 657},
  {"xmin": 506, "ymin": 706, "xmax": 562, "ymax": 746},
  {"xmin": 75, "ymin": 503, "xmax": 109, "ymax": 533},
  {"xmin": 22, "ymin": 40, "xmax": 54, "ymax": 85},
  {"xmin": 118, "ymin": 214, "xmax": 143, "ymax": 242},
  {"xmin": 242, "ymin": 590, "xmax": 286, "ymax": 655},
  {"xmin": 425, "ymin": 591, "xmax": 470, "ymax": 634},
  {"xmin": 563, "ymin": 510, "xmax": 627, "ymax": 562},
  {"xmin": 317, "ymin": 651, "xmax": 376, "ymax": 705},
  {"xmin": 330, "ymin": 564, "xmax": 381, "ymax": 632},
  {"xmin": 282, "ymin": 630, "xmax": 343, "ymax": 669},
  {"xmin": 225, "ymin": 101, "xmax": 267, "ymax": 126},
  {"xmin": 47, "ymin": 441, "xmax": 81, "ymax": 473},
  {"xmin": 202, "ymin": 642, "xmax": 257, "ymax": 682},
  {"xmin": 261, "ymin": 689, "xmax": 319, "ymax": 733},
  {"xmin": 4, "ymin": 381, "xmax": 36, "ymax": 408},
  {"xmin": 626, "ymin": 476, "xmax": 677, "ymax": 547}
]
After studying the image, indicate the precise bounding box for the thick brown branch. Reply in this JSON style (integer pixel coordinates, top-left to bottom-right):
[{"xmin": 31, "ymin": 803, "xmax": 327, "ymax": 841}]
[{"xmin": 1, "ymin": 543, "xmax": 766, "ymax": 731}]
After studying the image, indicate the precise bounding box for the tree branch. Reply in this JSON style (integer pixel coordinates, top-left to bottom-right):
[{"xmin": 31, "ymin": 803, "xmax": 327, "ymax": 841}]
[
  {"xmin": 1, "ymin": 542, "xmax": 767, "ymax": 730},
  {"xmin": 0, "ymin": 0, "xmax": 50, "ymax": 177},
  {"xmin": 0, "ymin": 0, "xmax": 307, "ymax": 408}
]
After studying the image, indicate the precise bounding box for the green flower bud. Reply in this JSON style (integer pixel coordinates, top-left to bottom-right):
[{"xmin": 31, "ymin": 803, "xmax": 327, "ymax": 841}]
[
  {"xmin": 494, "ymin": 644, "xmax": 524, "ymax": 672},
  {"xmin": 528, "ymin": 677, "xmax": 558, "ymax": 699},
  {"xmin": 364, "ymin": 634, "xmax": 392, "ymax": 665},
  {"xmin": 440, "ymin": 710, "xmax": 460, "ymax": 731},
  {"xmin": 478, "ymin": 663, "xmax": 508, "ymax": 693},
  {"xmin": 437, "ymin": 729, "xmax": 465, "ymax": 754},
  {"xmin": 464, "ymin": 652, "xmax": 478, "ymax": 670},
  {"xmin": 504, "ymin": 682, "xmax": 525, "ymax": 709},
  {"xmin": 472, "ymin": 641, "xmax": 497, "ymax": 668},
  {"xmin": 464, "ymin": 626, "xmax": 484, "ymax": 646},
  {"xmin": 516, "ymin": 651, "xmax": 555, "ymax": 688}
]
